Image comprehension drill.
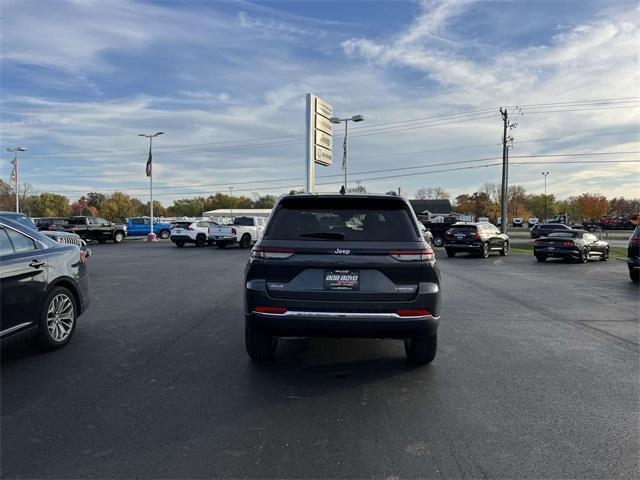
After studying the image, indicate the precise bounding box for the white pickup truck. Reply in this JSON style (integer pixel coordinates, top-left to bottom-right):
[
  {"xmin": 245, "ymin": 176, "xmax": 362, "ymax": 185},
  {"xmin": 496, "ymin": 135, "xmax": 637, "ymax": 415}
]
[{"xmin": 209, "ymin": 216, "xmax": 266, "ymax": 249}]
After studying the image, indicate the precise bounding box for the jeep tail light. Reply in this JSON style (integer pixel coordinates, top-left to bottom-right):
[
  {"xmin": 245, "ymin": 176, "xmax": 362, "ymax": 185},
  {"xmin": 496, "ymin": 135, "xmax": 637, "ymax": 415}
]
[
  {"xmin": 562, "ymin": 240, "xmax": 574, "ymax": 247},
  {"xmin": 390, "ymin": 249, "xmax": 434, "ymax": 261},
  {"xmin": 254, "ymin": 306, "xmax": 287, "ymax": 314},
  {"xmin": 396, "ymin": 309, "xmax": 431, "ymax": 317},
  {"xmin": 231, "ymin": 227, "xmax": 237, "ymax": 235},
  {"xmin": 251, "ymin": 246, "xmax": 295, "ymax": 259},
  {"xmin": 472, "ymin": 231, "xmax": 481, "ymax": 238}
]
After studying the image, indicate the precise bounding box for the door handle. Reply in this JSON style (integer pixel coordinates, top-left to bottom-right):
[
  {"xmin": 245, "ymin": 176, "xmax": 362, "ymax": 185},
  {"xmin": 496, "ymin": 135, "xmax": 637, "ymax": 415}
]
[{"xmin": 29, "ymin": 260, "xmax": 46, "ymax": 269}]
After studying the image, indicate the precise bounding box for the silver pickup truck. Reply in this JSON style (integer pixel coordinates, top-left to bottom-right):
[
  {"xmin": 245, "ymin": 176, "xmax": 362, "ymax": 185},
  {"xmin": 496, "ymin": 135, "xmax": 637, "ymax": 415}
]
[{"xmin": 208, "ymin": 216, "xmax": 266, "ymax": 249}]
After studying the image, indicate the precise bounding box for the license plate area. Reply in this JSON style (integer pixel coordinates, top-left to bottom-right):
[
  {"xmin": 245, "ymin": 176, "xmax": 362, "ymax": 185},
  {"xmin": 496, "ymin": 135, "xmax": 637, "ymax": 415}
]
[{"xmin": 324, "ymin": 270, "xmax": 359, "ymax": 291}]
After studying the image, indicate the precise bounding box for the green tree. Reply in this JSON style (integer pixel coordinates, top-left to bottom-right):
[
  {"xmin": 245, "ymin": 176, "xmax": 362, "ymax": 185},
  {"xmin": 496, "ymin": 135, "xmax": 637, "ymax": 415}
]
[
  {"xmin": 100, "ymin": 192, "xmax": 140, "ymax": 221},
  {"xmin": 27, "ymin": 193, "xmax": 71, "ymax": 217},
  {"xmin": 167, "ymin": 197, "xmax": 208, "ymax": 217},
  {"xmin": 252, "ymin": 195, "xmax": 278, "ymax": 208},
  {"xmin": 526, "ymin": 194, "xmax": 558, "ymax": 220}
]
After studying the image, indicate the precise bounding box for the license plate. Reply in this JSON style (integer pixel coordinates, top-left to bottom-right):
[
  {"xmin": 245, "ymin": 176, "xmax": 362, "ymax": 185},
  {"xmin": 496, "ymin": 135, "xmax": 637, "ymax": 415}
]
[
  {"xmin": 455, "ymin": 234, "xmax": 464, "ymax": 239},
  {"xmin": 548, "ymin": 247, "xmax": 555, "ymax": 250},
  {"xmin": 324, "ymin": 270, "xmax": 359, "ymax": 291}
]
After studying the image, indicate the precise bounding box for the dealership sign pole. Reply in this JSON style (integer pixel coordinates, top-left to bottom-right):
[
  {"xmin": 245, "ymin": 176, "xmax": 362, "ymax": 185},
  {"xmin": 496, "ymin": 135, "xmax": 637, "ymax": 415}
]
[{"xmin": 305, "ymin": 94, "xmax": 333, "ymax": 192}]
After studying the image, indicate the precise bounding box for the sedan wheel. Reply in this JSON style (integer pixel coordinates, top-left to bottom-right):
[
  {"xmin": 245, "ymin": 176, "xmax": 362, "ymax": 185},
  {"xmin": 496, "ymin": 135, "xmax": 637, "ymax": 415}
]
[
  {"xmin": 480, "ymin": 242, "xmax": 490, "ymax": 258},
  {"xmin": 30, "ymin": 287, "xmax": 77, "ymax": 350},
  {"xmin": 580, "ymin": 249, "xmax": 589, "ymax": 263},
  {"xmin": 500, "ymin": 241, "xmax": 509, "ymax": 256},
  {"xmin": 600, "ymin": 248, "xmax": 609, "ymax": 261}
]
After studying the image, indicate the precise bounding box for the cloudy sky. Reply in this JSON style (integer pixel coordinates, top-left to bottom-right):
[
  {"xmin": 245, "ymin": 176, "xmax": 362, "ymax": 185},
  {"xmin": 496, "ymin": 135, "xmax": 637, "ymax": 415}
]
[{"xmin": 1, "ymin": 0, "xmax": 638, "ymax": 205}]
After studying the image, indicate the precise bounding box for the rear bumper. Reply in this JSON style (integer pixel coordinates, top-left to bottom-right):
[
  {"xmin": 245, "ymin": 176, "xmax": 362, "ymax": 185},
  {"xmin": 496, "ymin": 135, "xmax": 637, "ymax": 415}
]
[
  {"xmin": 171, "ymin": 235, "xmax": 196, "ymax": 243},
  {"xmin": 245, "ymin": 280, "xmax": 440, "ymax": 339},
  {"xmin": 211, "ymin": 235, "xmax": 237, "ymax": 243},
  {"xmin": 534, "ymin": 246, "xmax": 581, "ymax": 259},
  {"xmin": 444, "ymin": 241, "xmax": 482, "ymax": 252}
]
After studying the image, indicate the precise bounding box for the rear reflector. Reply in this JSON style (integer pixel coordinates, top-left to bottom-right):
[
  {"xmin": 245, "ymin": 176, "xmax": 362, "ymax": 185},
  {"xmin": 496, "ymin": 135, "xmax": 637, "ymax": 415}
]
[
  {"xmin": 254, "ymin": 306, "xmax": 287, "ymax": 314},
  {"xmin": 251, "ymin": 246, "xmax": 295, "ymax": 259},
  {"xmin": 396, "ymin": 309, "xmax": 431, "ymax": 317},
  {"xmin": 390, "ymin": 249, "xmax": 434, "ymax": 261}
]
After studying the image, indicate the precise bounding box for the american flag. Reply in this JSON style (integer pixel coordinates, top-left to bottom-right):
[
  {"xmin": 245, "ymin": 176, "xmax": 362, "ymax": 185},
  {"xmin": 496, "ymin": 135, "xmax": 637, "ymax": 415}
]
[
  {"xmin": 145, "ymin": 146, "xmax": 152, "ymax": 177},
  {"xmin": 10, "ymin": 158, "xmax": 17, "ymax": 182}
]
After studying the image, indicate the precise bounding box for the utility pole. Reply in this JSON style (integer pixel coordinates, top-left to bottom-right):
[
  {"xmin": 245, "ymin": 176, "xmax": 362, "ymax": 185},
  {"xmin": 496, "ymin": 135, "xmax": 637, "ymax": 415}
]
[
  {"xmin": 229, "ymin": 186, "xmax": 234, "ymax": 218},
  {"xmin": 499, "ymin": 108, "xmax": 509, "ymax": 233},
  {"xmin": 6, "ymin": 147, "xmax": 27, "ymax": 212},
  {"xmin": 542, "ymin": 172, "xmax": 549, "ymax": 221},
  {"xmin": 139, "ymin": 132, "xmax": 164, "ymax": 241}
]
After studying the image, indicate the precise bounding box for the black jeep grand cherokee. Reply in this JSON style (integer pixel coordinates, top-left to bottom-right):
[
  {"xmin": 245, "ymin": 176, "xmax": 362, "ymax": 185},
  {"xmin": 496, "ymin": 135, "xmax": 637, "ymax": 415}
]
[{"xmin": 244, "ymin": 193, "xmax": 441, "ymax": 364}]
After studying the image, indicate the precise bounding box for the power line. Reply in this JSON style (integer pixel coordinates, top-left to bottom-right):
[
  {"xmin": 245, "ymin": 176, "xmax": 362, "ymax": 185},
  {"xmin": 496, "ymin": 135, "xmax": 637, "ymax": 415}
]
[{"xmin": 41, "ymin": 153, "xmax": 640, "ymax": 195}]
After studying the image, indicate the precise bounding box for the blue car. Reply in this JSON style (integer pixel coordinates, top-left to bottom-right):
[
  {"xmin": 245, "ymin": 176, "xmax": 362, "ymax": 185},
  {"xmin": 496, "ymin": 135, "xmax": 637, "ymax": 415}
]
[{"xmin": 125, "ymin": 217, "xmax": 172, "ymax": 239}]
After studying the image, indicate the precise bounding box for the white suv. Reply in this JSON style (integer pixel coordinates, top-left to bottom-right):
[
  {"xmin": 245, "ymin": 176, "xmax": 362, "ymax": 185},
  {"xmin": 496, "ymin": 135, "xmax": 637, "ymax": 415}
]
[{"xmin": 170, "ymin": 220, "xmax": 214, "ymax": 247}]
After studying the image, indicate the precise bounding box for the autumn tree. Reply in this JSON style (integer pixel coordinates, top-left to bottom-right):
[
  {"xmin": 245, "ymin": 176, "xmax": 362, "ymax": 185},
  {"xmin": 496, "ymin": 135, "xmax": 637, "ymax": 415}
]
[
  {"xmin": 576, "ymin": 193, "xmax": 608, "ymax": 221},
  {"xmin": 100, "ymin": 192, "xmax": 140, "ymax": 221},
  {"xmin": 508, "ymin": 185, "xmax": 528, "ymax": 218},
  {"xmin": 526, "ymin": 194, "xmax": 558, "ymax": 220}
]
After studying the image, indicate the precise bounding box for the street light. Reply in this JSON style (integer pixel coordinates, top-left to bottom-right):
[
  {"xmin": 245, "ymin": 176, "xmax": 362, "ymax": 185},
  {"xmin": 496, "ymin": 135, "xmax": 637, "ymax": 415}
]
[
  {"xmin": 6, "ymin": 147, "xmax": 27, "ymax": 212},
  {"xmin": 329, "ymin": 114, "xmax": 364, "ymax": 191},
  {"xmin": 139, "ymin": 132, "xmax": 164, "ymax": 241},
  {"xmin": 541, "ymin": 171, "xmax": 549, "ymax": 221}
]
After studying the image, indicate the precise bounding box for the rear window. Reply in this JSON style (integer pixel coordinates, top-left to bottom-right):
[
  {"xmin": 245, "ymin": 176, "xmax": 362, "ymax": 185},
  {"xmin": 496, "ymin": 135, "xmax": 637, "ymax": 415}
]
[
  {"xmin": 233, "ymin": 217, "xmax": 254, "ymax": 226},
  {"xmin": 449, "ymin": 225, "xmax": 477, "ymax": 233},
  {"xmin": 172, "ymin": 222, "xmax": 192, "ymax": 229},
  {"xmin": 266, "ymin": 197, "xmax": 418, "ymax": 242},
  {"xmin": 548, "ymin": 231, "xmax": 578, "ymax": 238}
]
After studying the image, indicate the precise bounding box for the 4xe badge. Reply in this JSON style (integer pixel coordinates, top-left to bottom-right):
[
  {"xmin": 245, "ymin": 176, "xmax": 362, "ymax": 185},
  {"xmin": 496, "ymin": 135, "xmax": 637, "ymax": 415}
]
[{"xmin": 334, "ymin": 248, "xmax": 351, "ymax": 255}]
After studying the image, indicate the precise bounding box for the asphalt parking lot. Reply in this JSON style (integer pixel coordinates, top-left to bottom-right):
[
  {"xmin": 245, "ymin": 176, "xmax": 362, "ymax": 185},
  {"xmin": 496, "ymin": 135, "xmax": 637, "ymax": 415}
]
[{"xmin": 2, "ymin": 241, "xmax": 638, "ymax": 479}]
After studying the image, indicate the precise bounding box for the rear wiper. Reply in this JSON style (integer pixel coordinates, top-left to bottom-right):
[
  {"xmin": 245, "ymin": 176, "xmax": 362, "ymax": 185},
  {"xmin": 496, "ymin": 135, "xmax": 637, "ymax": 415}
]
[{"xmin": 300, "ymin": 232, "xmax": 345, "ymax": 240}]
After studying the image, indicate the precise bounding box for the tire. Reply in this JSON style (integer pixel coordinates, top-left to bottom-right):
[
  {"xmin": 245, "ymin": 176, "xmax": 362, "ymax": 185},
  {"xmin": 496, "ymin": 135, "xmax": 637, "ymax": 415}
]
[
  {"xmin": 174, "ymin": 241, "xmax": 185, "ymax": 248},
  {"xmin": 245, "ymin": 325, "xmax": 277, "ymax": 361},
  {"xmin": 445, "ymin": 248, "xmax": 456, "ymax": 257},
  {"xmin": 113, "ymin": 231, "xmax": 125, "ymax": 243},
  {"xmin": 480, "ymin": 242, "xmax": 490, "ymax": 258},
  {"xmin": 580, "ymin": 249, "xmax": 589, "ymax": 263},
  {"xmin": 535, "ymin": 254, "xmax": 547, "ymax": 262},
  {"xmin": 239, "ymin": 234, "xmax": 251, "ymax": 249},
  {"xmin": 600, "ymin": 248, "xmax": 609, "ymax": 261},
  {"xmin": 630, "ymin": 269, "xmax": 640, "ymax": 283},
  {"xmin": 433, "ymin": 235, "xmax": 444, "ymax": 247},
  {"xmin": 404, "ymin": 333, "xmax": 437, "ymax": 365},
  {"xmin": 195, "ymin": 234, "xmax": 206, "ymax": 247},
  {"xmin": 216, "ymin": 241, "xmax": 227, "ymax": 249},
  {"xmin": 500, "ymin": 241, "xmax": 509, "ymax": 256},
  {"xmin": 159, "ymin": 229, "xmax": 170, "ymax": 240},
  {"xmin": 30, "ymin": 286, "xmax": 77, "ymax": 351}
]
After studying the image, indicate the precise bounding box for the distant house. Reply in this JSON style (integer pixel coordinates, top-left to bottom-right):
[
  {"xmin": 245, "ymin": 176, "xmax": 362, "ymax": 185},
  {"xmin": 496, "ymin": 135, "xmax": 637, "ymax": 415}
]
[{"xmin": 409, "ymin": 199, "xmax": 452, "ymax": 217}]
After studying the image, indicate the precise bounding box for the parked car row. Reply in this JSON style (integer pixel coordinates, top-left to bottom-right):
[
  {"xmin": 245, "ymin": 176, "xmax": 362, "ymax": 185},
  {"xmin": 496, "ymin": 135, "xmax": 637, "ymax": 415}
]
[
  {"xmin": 35, "ymin": 216, "xmax": 127, "ymax": 243},
  {"xmin": 169, "ymin": 216, "xmax": 266, "ymax": 249}
]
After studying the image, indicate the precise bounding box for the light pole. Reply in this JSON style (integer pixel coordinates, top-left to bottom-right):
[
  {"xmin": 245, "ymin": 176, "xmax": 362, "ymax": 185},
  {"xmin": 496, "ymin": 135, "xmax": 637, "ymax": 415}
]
[
  {"xmin": 330, "ymin": 114, "xmax": 364, "ymax": 191},
  {"xmin": 6, "ymin": 147, "xmax": 27, "ymax": 212},
  {"xmin": 139, "ymin": 132, "xmax": 164, "ymax": 241},
  {"xmin": 541, "ymin": 171, "xmax": 549, "ymax": 221}
]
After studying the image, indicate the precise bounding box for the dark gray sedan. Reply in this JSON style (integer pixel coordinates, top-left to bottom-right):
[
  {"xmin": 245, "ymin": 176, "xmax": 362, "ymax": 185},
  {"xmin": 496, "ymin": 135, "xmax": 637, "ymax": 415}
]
[
  {"xmin": 533, "ymin": 230, "xmax": 609, "ymax": 263},
  {"xmin": 0, "ymin": 216, "xmax": 90, "ymax": 350}
]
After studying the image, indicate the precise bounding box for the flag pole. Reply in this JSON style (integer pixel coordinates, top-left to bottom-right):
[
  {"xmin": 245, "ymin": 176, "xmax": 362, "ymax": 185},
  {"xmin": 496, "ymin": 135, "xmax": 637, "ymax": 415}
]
[{"xmin": 140, "ymin": 132, "xmax": 164, "ymax": 242}]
